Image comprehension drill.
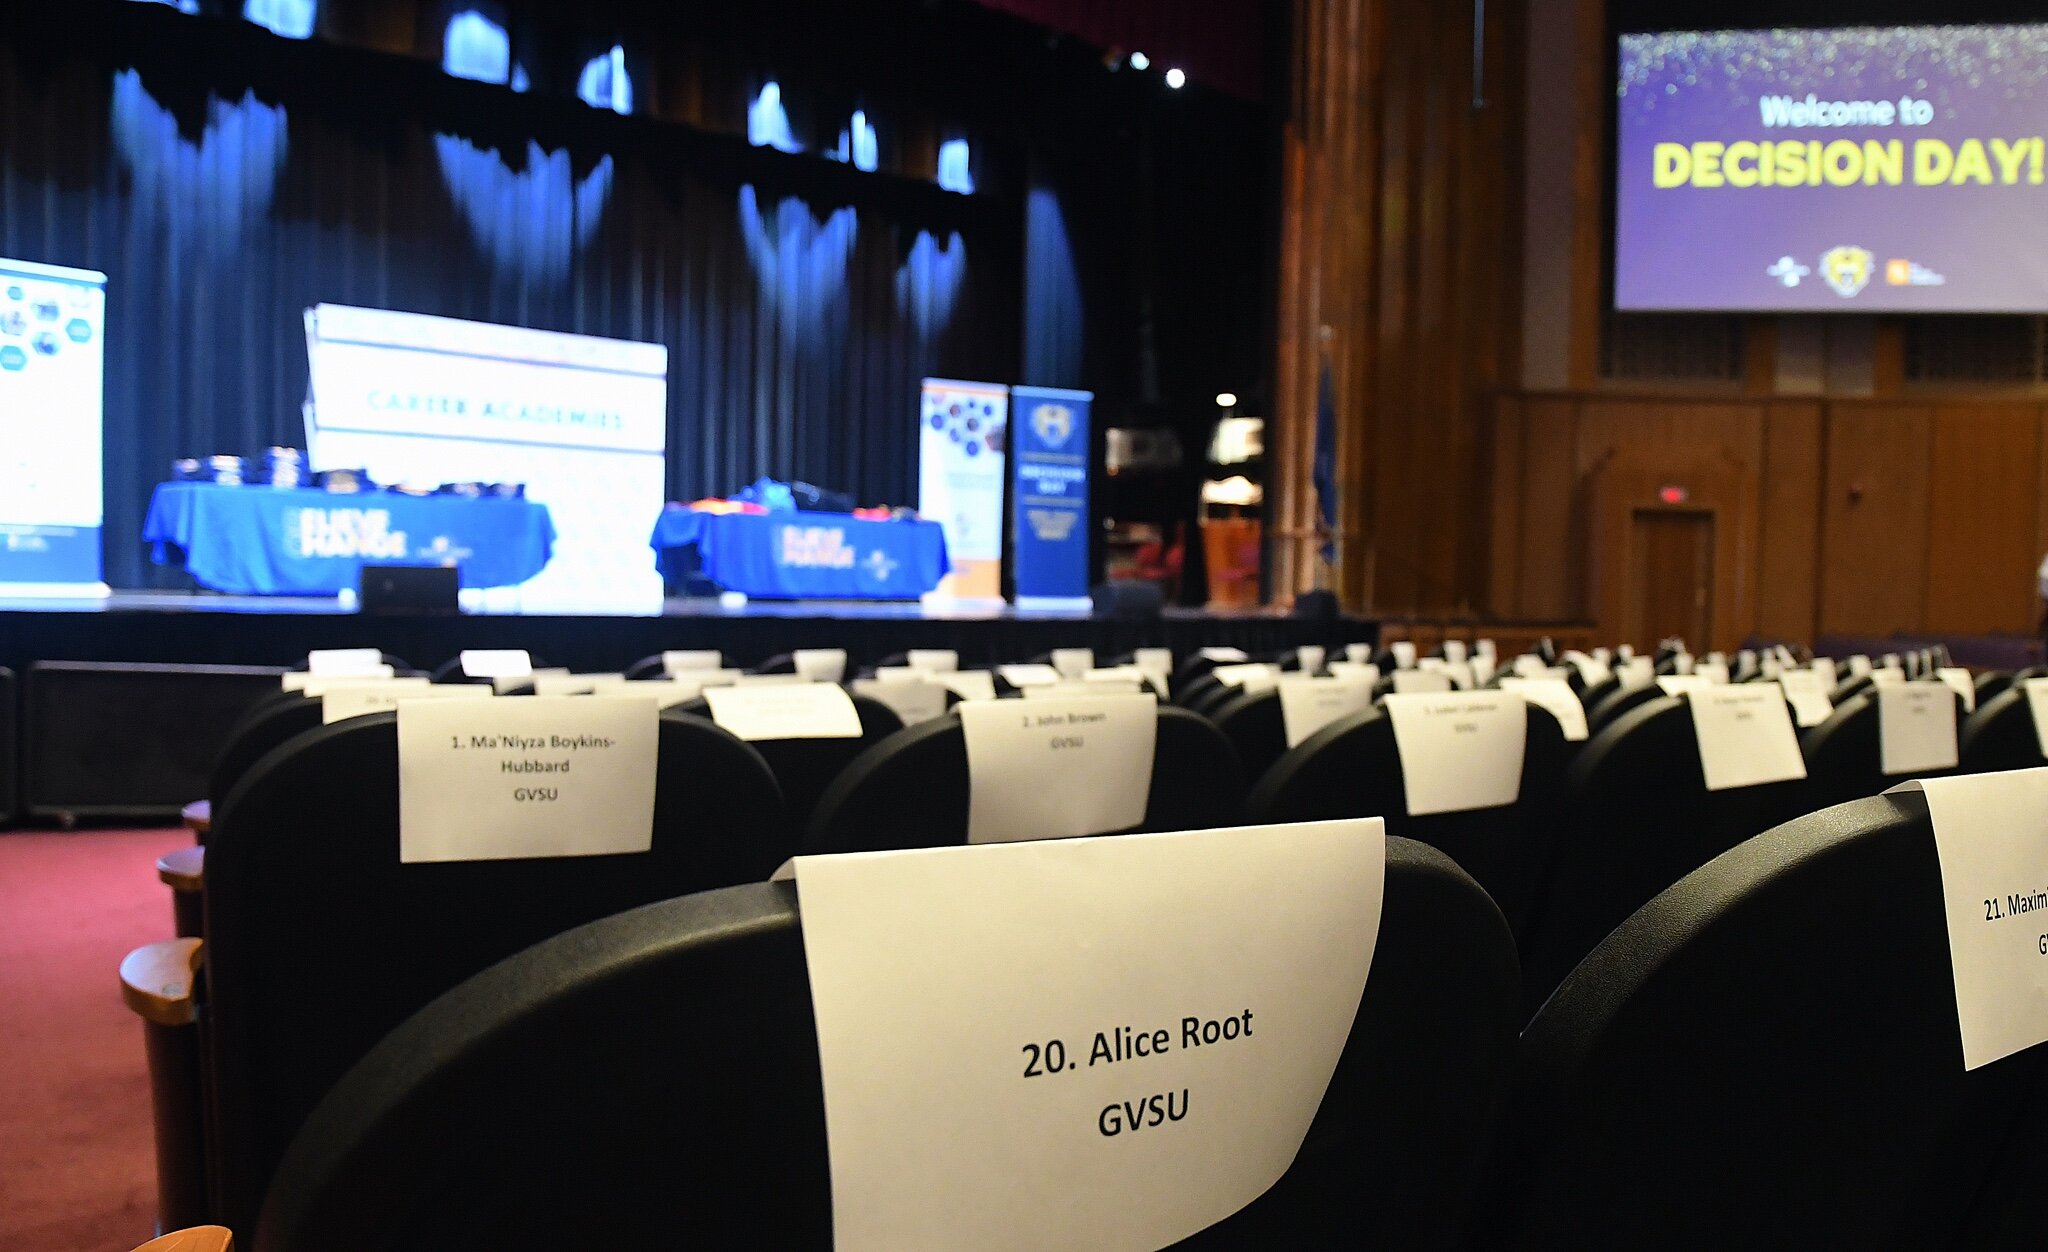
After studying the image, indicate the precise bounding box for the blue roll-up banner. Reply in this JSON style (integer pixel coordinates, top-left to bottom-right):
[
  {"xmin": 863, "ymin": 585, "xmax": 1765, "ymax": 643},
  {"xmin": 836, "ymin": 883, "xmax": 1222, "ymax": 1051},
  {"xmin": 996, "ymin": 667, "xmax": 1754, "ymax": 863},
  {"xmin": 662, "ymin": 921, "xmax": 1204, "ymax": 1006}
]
[{"xmin": 1010, "ymin": 385, "xmax": 1093, "ymax": 610}]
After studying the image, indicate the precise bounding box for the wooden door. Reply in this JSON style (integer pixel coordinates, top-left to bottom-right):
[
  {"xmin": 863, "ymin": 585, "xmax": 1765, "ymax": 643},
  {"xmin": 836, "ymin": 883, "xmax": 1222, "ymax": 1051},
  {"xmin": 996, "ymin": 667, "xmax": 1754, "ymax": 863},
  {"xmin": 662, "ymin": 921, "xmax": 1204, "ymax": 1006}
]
[{"xmin": 1630, "ymin": 509, "xmax": 1714, "ymax": 651}]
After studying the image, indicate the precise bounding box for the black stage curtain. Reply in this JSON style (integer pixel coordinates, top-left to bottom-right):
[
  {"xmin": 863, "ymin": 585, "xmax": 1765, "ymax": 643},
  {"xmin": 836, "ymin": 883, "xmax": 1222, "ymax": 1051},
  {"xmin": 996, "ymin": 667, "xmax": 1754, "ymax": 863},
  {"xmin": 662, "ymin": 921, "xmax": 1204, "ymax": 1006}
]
[{"xmin": 0, "ymin": 16, "xmax": 1019, "ymax": 589}]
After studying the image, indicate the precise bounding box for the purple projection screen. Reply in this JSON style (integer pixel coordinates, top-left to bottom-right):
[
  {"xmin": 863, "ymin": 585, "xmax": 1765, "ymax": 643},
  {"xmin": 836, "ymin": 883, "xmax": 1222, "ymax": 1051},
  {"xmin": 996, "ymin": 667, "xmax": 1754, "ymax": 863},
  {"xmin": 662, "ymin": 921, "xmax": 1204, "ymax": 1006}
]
[{"xmin": 1616, "ymin": 25, "xmax": 2048, "ymax": 312}]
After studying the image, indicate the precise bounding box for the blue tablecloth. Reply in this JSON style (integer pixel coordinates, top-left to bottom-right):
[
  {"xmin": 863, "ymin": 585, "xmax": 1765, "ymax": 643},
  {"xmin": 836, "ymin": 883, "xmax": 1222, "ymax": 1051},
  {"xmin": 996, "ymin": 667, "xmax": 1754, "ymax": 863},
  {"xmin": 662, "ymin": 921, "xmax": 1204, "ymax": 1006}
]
[
  {"xmin": 650, "ymin": 508, "xmax": 949, "ymax": 599},
  {"xmin": 143, "ymin": 482, "xmax": 555, "ymax": 595}
]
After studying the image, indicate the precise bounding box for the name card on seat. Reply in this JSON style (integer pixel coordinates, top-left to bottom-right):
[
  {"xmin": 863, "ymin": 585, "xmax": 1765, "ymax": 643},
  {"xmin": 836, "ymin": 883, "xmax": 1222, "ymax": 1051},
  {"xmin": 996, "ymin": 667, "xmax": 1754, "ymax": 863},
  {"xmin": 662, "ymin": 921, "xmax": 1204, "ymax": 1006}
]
[
  {"xmin": 1686, "ymin": 685, "xmax": 1807, "ymax": 792},
  {"xmin": 1470, "ymin": 655, "xmax": 1497, "ymax": 687},
  {"xmin": 459, "ymin": 649, "xmax": 532, "ymax": 679},
  {"xmin": 1512, "ymin": 654, "xmax": 1548, "ymax": 678},
  {"xmin": 1024, "ymin": 681, "xmax": 1145, "ymax": 699},
  {"xmin": 937, "ymin": 670, "xmax": 1000, "ymax": 703},
  {"xmin": 1778, "ymin": 670, "xmax": 1835, "ymax": 727},
  {"xmin": 1382, "ymin": 691, "xmax": 1527, "ymax": 816},
  {"xmin": 703, "ymin": 682, "xmax": 862, "ymax": 740},
  {"xmin": 1052, "ymin": 648, "xmax": 1095, "ymax": 679},
  {"xmin": 304, "ymin": 648, "xmax": 386, "ymax": 677},
  {"xmin": 1498, "ymin": 677, "xmax": 1588, "ymax": 741},
  {"xmin": 662, "ymin": 650, "xmax": 724, "ymax": 675},
  {"xmin": 1847, "ymin": 655, "xmax": 1873, "ymax": 678},
  {"xmin": 1212, "ymin": 663, "xmax": 1281, "ymax": 693},
  {"xmin": 852, "ymin": 678, "xmax": 950, "ymax": 725},
  {"xmin": 534, "ymin": 673, "xmax": 621, "ymax": 697},
  {"xmin": 1475, "ymin": 638, "xmax": 1498, "ymax": 661},
  {"xmin": 1390, "ymin": 669, "xmax": 1454, "ymax": 695},
  {"xmin": 1343, "ymin": 643, "xmax": 1373, "ymax": 665},
  {"xmin": 1937, "ymin": 667, "xmax": 1977, "ymax": 713},
  {"xmin": 493, "ymin": 668, "xmax": 567, "ymax": 694},
  {"xmin": 397, "ymin": 695, "xmax": 658, "ymax": 863},
  {"xmin": 1390, "ymin": 641, "xmax": 1418, "ymax": 670},
  {"xmin": 323, "ymin": 681, "xmax": 490, "ymax": 724},
  {"xmin": 1879, "ymin": 684, "xmax": 1959, "ymax": 776},
  {"xmin": 1296, "ymin": 645, "xmax": 1326, "ymax": 675},
  {"xmin": 1812, "ymin": 657, "xmax": 1839, "ymax": 688},
  {"xmin": 1657, "ymin": 675, "xmax": 1713, "ymax": 696},
  {"xmin": 791, "ymin": 818, "xmax": 1383, "ymax": 1252},
  {"xmin": 1870, "ymin": 667, "xmax": 1907, "ymax": 688},
  {"xmin": 1133, "ymin": 647, "xmax": 1173, "ymax": 678},
  {"xmin": 1619, "ymin": 657, "xmax": 1656, "ymax": 687},
  {"xmin": 1693, "ymin": 658, "xmax": 1730, "ymax": 686},
  {"xmin": 1277, "ymin": 675, "xmax": 1374, "ymax": 747},
  {"xmin": 908, "ymin": 649, "xmax": 960, "ymax": 673},
  {"xmin": 1000, "ymin": 663, "xmax": 1064, "ymax": 688},
  {"xmin": 1442, "ymin": 640, "xmax": 1469, "ymax": 665},
  {"xmin": 1891, "ymin": 769, "xmax": 2048, "ymax": 1069},
  {"xmin": 795, "ymin": 649, "xmax": 849, "ymax": 683},
  {"xmin": 609, "ymin": 678, "xmax": 722, "ymax": 709},
  {"xmin": 960, "ymin": 693, "xmax": 1156, "ymax": 843},
  {"xmin": 289, "ymin": 674, "xmax": 426, "ymax": 699},
  {"xmin": 1198, "ymin": 647, "xmax": 1249, "ymax": 663}
]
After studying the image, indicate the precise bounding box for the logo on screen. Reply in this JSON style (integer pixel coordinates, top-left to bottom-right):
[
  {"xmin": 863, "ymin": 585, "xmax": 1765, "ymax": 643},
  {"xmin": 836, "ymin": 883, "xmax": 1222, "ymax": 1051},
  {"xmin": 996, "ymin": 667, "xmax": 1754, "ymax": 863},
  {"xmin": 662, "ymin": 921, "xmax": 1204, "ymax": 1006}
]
[
  {"xmin": 780, "ymin": 525, "xmax": 855, "ymax": 569},
  {"xmin": 286, "ymin": 508, "xmax": 409, "ymax": 560},
  {"xmin": 1819, "ymin": 247, "xmax": 1874, "ymax": 298},
  {"xmin": 1766, "ymin": 256, "xmax": 1810, "ymax": 289},
  {"xmin": 863, "ymin": 548, "xmax": 899, "ymax": 582},
  {"xmin": 1031, "ymin": 403, "xmax": 1074, "ymax": 450}
]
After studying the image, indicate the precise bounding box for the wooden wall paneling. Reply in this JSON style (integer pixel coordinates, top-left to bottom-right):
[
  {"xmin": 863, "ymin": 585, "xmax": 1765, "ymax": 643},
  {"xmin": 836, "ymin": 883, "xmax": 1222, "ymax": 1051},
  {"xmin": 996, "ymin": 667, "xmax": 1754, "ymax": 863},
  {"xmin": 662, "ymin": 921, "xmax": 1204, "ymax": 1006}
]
[
  {"xmin": 1566, "ymin": 0, "xmax": 1604, "ymax": 389},
  {"xmin": 1515, "ymin": 397, "xmax": 1580, "ymax": 619},
  {"xmin": 1488, "ymin": 396, "xmax": 1527, "ymax": 614},
  {"xmin": 1819, "ymin": 405, "xmax": 1934, "ymax": 635},
  {"xmin": 1923, "ymin": 403, "xmax": 2042, "ymax": 634},
  {"xmin": 1755, "ymin": 401, "xmax": 1825, "ymax": 643}
]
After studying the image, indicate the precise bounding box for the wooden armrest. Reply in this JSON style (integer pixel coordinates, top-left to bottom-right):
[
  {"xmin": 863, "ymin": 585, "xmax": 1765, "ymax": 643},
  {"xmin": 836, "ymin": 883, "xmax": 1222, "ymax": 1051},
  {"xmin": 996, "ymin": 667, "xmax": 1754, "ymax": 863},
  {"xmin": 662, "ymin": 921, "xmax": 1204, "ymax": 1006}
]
[
  {"xmin": 121, "ymin": 939, "xmax": 203, "ymax": 1027},
  {"xmin": 132, "ymin": 1227, "xmax": 234, "ymax": 1252},
  {"xmin": 157, "ymin": 845, "xmax": 205, "ymax": 893},
  {"xmin": 181, "ymin": 799, "xmax": 211, "ymax": 837}
]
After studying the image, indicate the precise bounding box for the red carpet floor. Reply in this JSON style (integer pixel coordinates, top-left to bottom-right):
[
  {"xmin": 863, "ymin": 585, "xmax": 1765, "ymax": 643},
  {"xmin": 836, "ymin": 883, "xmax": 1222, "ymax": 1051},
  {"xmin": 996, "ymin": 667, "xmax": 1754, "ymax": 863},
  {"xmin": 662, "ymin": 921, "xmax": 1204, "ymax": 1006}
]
[{"xmin": 0, "ymin": 828, "xmax": 190, "ymax": 1252}]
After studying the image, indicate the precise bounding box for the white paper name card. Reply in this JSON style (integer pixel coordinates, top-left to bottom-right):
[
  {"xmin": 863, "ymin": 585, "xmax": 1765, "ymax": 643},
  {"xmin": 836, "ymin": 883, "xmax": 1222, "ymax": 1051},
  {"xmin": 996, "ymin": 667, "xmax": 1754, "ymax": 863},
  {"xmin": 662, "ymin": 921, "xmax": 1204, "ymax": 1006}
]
[
  {"xmin": 908, "ymin": 649, "xmax": 960, "ymax": 673},
  {"xmin": 1870, "ymin": 667, "xmax": 1906, "ymax": 688},
  {"xmin": 1382, "ymin": 691, "xmax": 1527, "ymax": 816},
  {"xmin": 1442, "ymin": 640, "xmax": 1469, "ymax": 665},
  {"xmin": 1442, "ymin": 660, "xmax": 1476, "ymax": 691},
  {"xmin": 1052, "ymin": 648, "xmax": 1096, "ymax": 679},
  {"xmin": 611, "ymin": 679, "xmax": 717, "ymax": 710},
  {"xmin": 1475, "ymin": 639, "xmax": 1498, "ymax": 661},
  {"xmin": 733, "ymin": 673, "xmax": 807, "ymax": 688},
  {"xmin": 1390, "ymin": 669, "xmax": 1453, "ymax": 696},
  {"xmin": 794, "ymin": 649, "xmax": 849, "ymax": 683},
  {"xmin": 1512, "ymin": 654, "xmax": 1547, "ymax": 678},
  {"xmin": 1198, "ymin": 647, "xmax": 1248, "ymax": 663},
  {"xmin": 1694, "ymin": 659, "xmax": 1730, "ymax": 686},
  {"xmin": 939, "ymin": 670, "xmax": 1000, "ymax": 703},
  {"xmin": 492, "ymin": 668, "xmax": 566, "ymax": 694},
  {"xmin": 662, "ymin": 650, "xmax": 724, "ymax": 675},
  {"xmin": 1211, "ymin": 663, "xmax": 1281, "ymax": 694},
  {"xmin": 959, "ymin": 693, "xmax": 1156, "ymax": 844},
  {"xmin": 1498, "ymin": 677, "xmax": 1588, "ymax": 742},
  {"xmin": 460, "ymin": 649, "xmax": 532, "ymax": 679},
  {"xmin": 999, "ymin": 663, "xmax": 1064, "ymax": 688},
  {"xmin": 288, "ymin": 674, "xmax": 426, "ymax": 699},
  {"xmin": 1343, "ymin": 643, "xmax": 1373, "ymax": 665},
  {"xmin": 533, "ymin": 673, "xmax": 615, "ymax": 697},
  {"xmin": 305, "ymin": 648, "xmax": 386, "ymax": 677},
  {"xmin": 1620, "ymin": 657, "xmax": 1656, "ymax": 688},
  {"xmin": 1133, "ymin": 647, "xmax": 1173, "ymax": 678},
  {"xmin": 2025, "ymin": 679, "xmax": 2048, "ymax": 758},
  {"xmin": 1938, "ymin": 668, "xmax": 1977, "ymax": 713},
  {"xmin": 1894, "ymin": 769, "xmax": 2048, "ymax": 1070},
  {"xmin": 322, "ymin": 682, "xmax": 491, "ymax": 724},
  {"xmin": 1686, "ymin": 685, "xmax": 1807, "ymax": 792},
  {"xmin": 1277, "ymin": 676, "xmax": 1374, "ymax": 747},
  {"xmin": 1657, "ymin": 675, "xmax": 1713, "ymax": 697},
  {"xmin": 397, "ymin": 696, "xmax": 658, "ymax": 863},
  {"xmin": 659, "ymin": 668, "xmax": 743, "ymax": 699},
  {"xmin": 1879, "ymin": 684, "xmax": 1959, "ymax": 776},
  {"xmin": 1328, "ymin": 661, "xmax": 1376, "ymax": 681},
  {"xmin": 285, "ymin": 666, "xmax": 395, "ymax": 691},
  {"xmin": 1778, "ymin": 670, "xmax": 1835, "ymax": 728},
  {"xmin": 1024, "ymin": 682, "xmax": 1146, "ymax": 700},
  {"xmin": 851, "ymin": 678, "xmax": 950, "ymax": 726},
  {"xmin": 703, "ymin": 682, "xmax": 862, "ymax": 741},
  {"xmin": 792, "ymin": 818, "xmax": 1383, "ymax": 1252},
  {"xmin": 1471, "ymin": 656, "xmax": 1497, "ymax": 687},
  {"xmin": 1734, "ymin": 650, "xmax": 1759, "ymax": 682},
  {"xmin": 1812, "ymin": 657, "xmax": 1839, "ymax": 688},
  {"xmin": 1295, "ymin": 646, "xmax": 1327, "ymax": 676},
  {"xmin": 1847, "ymin": 655, "xmax": 1873, "ymax": 678},
  {"xmin": 1390, "ymin": 641, "xmax": 1417, "ymax": 670}
]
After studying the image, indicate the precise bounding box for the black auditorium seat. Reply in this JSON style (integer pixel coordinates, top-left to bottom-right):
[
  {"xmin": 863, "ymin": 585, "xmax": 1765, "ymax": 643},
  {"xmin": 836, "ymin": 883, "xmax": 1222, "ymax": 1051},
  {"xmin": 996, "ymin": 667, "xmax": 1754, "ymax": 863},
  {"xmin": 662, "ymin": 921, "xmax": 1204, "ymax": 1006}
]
[
  {"xmin": 1243, "ymin": 704, "xmax": 1570, "ymax": 942},
  {"xmin": 285, "ymin": 652, "xmax": 416, "ymax": 674},
  {"xmin": 1799, "ymin": 687, "xmax": 1967, "ymax": 809},
  {"xmin": 184, "ymin": 708, "xmax": 786, "ymax": 1235},
  {"xmin": 1583, "ymin": 681, "xmax": 1659, "ymax": 739},
  {"xmin": 802, "ymin": 706, "xmax": 1246, "ymax": 854},
  {"xmin": 1973, "ymin": 670, "xmax": 2016, "ymax": 707},
  {"xmin": 254, "ymin": 837, "xmax": 1520, "ymax": 1251},
  {"xmin": 1483, "ymin": 792, "xmax": 2048, "ymax": 1245},
  {"xmin": 1959, "ymin": 686, "xmax": 2048, "ymax": 773},
  {"xmin": 676, "ymin": 693, "xmax": 901, "ymax": 835},
  {"xmin": 1828, "ymin": 673, "xmax": 1876, "ymax": 705},
  {"xmin": 1207, "ymin": 687, "xmax": 1291, "ymax": 787},
  {"xmin": 1173, "ymin": 672, "xmax": 1230, "ymax": 711},
  {"xmin": 1575, "ymin": 674, "xmax": 1620, "ymax": 719},
  {"xmin": 748, "ymin": 652, "xmax": 799, "ymax": 675},
  {"xmin": 1517, "ymin": 693, "xmax": 1814, "ymax": 1015}
]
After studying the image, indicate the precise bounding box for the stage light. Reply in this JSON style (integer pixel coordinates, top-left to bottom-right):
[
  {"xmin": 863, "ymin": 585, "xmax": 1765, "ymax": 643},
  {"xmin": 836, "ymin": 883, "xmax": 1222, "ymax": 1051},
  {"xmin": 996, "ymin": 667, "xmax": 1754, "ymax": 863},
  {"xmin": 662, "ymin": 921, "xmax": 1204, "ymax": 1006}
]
[
  {"xmin": 1129, "ymin": 51, "xmax": 1150, "ymax": 70},
  {"xmin": 748, "ymin": 82, "xmax": 802, "ymax": 154},
  {"xmin": 443, "ymin": 10, "xmax": 512, "ymax": 85},
  {"xmin": 1215, "ymin": 392, "xmax": 1238, "ymax": 408},
  {"xmin": 1165, "ymin": 67, "xmax": 1186, "ymax": 89},
  {"xmin": 243, "ymin": 0, "xmax": 315, "ymax": 38},
  {"xmin": 577, "ymin": 45, "xmax": 632, "ymax": 115},
  {"xmin": 937, "ymin": 138, "xmax": 974, "ymax": 195},
  {"xmin": 830, "ymin": 110, "xmax": 879, "ymax": 173}
]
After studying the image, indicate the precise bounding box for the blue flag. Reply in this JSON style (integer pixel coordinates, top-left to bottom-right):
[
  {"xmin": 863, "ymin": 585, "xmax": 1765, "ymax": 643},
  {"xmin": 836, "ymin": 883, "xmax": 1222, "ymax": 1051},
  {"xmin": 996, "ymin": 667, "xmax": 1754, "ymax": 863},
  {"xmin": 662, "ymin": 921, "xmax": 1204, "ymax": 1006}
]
[{"xmin": 1312, "ymin": 360, "xmax": 1337, "ymax": 563}]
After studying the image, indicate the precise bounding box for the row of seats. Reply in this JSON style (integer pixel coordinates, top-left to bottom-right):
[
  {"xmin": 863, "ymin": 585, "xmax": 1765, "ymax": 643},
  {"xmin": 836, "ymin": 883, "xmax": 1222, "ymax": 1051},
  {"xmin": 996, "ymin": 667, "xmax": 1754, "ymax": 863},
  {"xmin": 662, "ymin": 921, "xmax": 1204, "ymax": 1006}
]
[{"xmin": 121, "ymin": 635, "xmax": 2045, "ymax": 1246}]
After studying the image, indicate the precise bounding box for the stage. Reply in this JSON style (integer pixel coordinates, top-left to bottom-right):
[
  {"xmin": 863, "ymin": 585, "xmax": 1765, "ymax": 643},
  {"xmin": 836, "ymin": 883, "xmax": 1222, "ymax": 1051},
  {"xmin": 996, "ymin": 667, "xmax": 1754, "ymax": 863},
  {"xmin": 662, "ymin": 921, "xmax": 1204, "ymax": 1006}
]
[{"xmin": 0, "ymin": 592, "xmax": 1370, "ymax": 826}]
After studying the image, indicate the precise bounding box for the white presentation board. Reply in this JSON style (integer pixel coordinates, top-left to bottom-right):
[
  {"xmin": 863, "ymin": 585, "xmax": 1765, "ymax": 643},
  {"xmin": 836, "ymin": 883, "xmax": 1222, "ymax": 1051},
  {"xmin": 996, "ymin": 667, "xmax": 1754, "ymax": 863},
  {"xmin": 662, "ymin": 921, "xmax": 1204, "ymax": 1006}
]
[
  {"xmin": 304, "ymin": 304, "xmax": 667, "ymax": 614},
  {"xmin": 918, "ymin": 377, "xmax": 1007, "ymax": 601},
  {"xmin": 0, "ymin": 257, "xmax": 108, "ymax": 596}
]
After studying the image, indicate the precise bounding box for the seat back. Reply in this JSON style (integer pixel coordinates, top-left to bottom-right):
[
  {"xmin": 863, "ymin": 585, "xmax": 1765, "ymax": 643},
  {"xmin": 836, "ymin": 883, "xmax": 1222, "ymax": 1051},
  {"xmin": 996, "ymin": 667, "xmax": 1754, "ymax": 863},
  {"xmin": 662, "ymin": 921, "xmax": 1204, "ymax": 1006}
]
[
  {"xmin": 1244, "ymin": 704, "xmax": 1570, "ymax": 941},
  {"xmin": 803, "ymin": 705, "xmax": 1246, "ymax": 853},
  {"xmin": 1489, "ymin": 793, "xmax": 2048, "ymax": 1245},
  {"xmin": 1960, "ymin": 687, "xmax": 2048, "ymax": 773},
  {"xmin": 256, "ymin": 837, "xmax": 1519, "ymax": 1250},
  {"xmin": 1518, "ymin": 694, "xmax": 1813, "ymax": 1011},
  {"xmin": 201, "ymin": 710, "xmax": 787, "ymax": 1234},
  {"xmin": 677, "ymin": 692, "xmax": 902, "ymax": 834},
  {"xmin": 1583, "ymin": 681, "xmax": 1658, "ymax": 738},
  {"xmin": 206, "ymin": 695, "xmax": 325, "ymax": 825},
  {"xmin": 1974, "ymin": 670, "xmax": 2016, "ymax": 706},
  {"xmin": 1800, "ymin": 687, "xmax": 1966, "ymax": 808},
  {"xmin": 1208, "ymin": 687, "xmax": 1289, "ymax": 787}
]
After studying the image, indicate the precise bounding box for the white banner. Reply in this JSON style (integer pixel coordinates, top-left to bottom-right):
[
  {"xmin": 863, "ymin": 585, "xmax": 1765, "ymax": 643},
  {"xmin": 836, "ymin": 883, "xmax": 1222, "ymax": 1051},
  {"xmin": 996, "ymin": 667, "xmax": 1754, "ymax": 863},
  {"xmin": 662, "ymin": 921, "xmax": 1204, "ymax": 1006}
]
[
  {"xmin": 918, "ymin": 378, "xmax": 1007, "ymax": 599},
  {"xmin": 0, "ymin": 257, "xmax": 108, "ymax": 594}
]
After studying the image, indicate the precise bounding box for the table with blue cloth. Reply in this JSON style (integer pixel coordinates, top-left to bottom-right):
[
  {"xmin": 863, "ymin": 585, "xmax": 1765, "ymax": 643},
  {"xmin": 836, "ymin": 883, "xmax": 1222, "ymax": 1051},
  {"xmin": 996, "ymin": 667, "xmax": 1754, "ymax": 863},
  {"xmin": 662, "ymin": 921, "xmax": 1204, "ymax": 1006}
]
[
  {"xmin": 143, "ymin": 482, "xmax": 556, "ymax": 596},
  {"xmin": 649, "ymin": 508, "xmax": 949, "ymax": 599}
]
